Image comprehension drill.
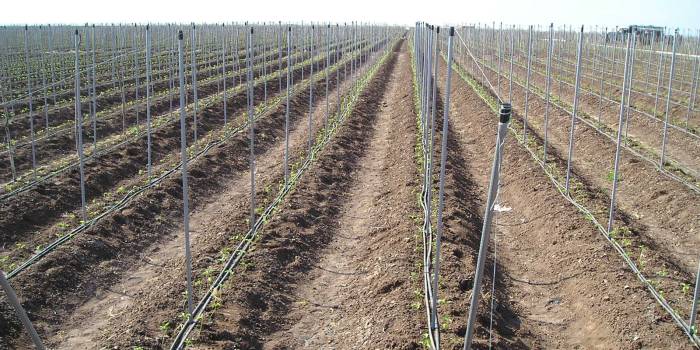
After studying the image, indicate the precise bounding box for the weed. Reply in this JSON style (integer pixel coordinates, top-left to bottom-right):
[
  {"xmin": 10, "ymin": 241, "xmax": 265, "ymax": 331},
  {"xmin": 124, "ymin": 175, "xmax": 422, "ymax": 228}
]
[
  {"xmin": 682, "ymin": 283, "xmax": 691, "ymax": 295},
  {"xmin": 420, "ymin": 332, "xmax": 431, "ymax": 349},
  {"xmin": 159, "ymin": 321, "xmax": 171, "ymax": 333},
  {"xmin": 638, "ymin": 245, "xmax": 647, "ymax": 270},
  {"xmin": 440, "ymin": 314, "xmax": 452, "ymax": 331}
]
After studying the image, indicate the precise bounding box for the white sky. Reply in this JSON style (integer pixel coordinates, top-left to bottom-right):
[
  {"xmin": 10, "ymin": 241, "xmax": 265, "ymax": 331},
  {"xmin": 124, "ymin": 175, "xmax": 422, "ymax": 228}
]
[{"xmin": 1, "ymin": 0, "xmax": 697, "ymax": 31}]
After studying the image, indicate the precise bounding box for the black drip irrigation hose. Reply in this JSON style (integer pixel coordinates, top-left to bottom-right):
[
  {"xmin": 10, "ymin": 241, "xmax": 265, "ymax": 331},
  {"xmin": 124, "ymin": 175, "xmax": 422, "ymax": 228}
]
[
  {"xmin": 6, "ymin": 43, "xmax": 377, "ymax": 280},
  {"xmin": 1, "ymin": 38, "xmax": 365, "ymax": 199},
  {"xmin": 169, "ymin": 38, "xmax": 396, "ymax": 350},
  {"xmin": 409, "ymin": 34, "xmax": 441, "ymax": 349},
  {"xmin": 0, "ymin": 45, "xmax": 351, "ymax": 201},
  {"xmin": 450, "ymin": 34, "xmax": 700, "ymax": 348},
  {"xmin": 453, "ymin": 31, "xmax": 700, "ymax": 194}
]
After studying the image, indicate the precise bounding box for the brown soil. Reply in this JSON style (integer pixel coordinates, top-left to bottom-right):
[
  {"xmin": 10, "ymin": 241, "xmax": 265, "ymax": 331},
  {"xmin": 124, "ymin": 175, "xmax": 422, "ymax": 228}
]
[
  {"xmin": 444, "ymin": 48, "xmax": 690, "ymax": 348},
  {"xmin": 0, "ymin": 47, "xmax": 360, "ymax": 349},
  {"xmin": 0, "ymin": 47, "xmax": 296, "ymax": 182},
  {"xmin": 0, "ymin": 52, "xmax": 342, "ymax": 265},
  {"xmin": 457, "ymin": 49, "xmax": 700, "ymax": 322},
  {"xmin": 174, "ymin": 40, "xmax": 424, "ymax": 350},
  {"xmin": 490, "ymin": 47, "xmax": 700, "ymax": 176}
]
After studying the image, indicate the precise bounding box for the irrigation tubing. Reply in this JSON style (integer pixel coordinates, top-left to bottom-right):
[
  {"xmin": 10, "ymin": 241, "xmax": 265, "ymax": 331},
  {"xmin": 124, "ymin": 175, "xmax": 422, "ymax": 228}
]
[
  {"xmin": 6, "ymin": 41, "xmax": 379, "ymax": 279},
  {"xmin": 455, "ymin": 30, "xmax": 700, "ymax": 195},
  {"xmin": 451, "ymin": 32, "xmax": 700, "ymax": 348},
  {"xmin": 0, "ymin": 46, "xmax": 353, "ymax": 201},
  {"xmin": 411, "ymin": 23, "xmax": 440, "ymax": 350},
  {"xmin": 168, "ymin": 38, "xmax": 395, "ymax": 350}
]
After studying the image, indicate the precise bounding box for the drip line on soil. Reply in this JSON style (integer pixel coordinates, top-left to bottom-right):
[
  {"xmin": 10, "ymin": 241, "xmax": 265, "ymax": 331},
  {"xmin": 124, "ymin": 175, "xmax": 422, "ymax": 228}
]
[
  {"xmin": 168, "ymin": 40, "xmax": 395, "ymax": 350},
  {"xmin": 452, "ymin": 47, "xmax": 700, "ymax": 347}
]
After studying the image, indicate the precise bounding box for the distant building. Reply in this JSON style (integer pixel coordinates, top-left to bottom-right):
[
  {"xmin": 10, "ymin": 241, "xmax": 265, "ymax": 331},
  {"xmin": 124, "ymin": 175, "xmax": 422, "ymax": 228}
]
[{"xmin": 606, "ymin": 25, "xmax": 678, "ymax": 46}]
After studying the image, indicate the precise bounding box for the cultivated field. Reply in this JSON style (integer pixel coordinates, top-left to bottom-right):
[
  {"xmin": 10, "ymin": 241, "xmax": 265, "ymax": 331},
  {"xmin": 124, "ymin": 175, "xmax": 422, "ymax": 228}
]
[{"xmin": 0, "ymin": 21, "xmax": 699, "ymax": 350}]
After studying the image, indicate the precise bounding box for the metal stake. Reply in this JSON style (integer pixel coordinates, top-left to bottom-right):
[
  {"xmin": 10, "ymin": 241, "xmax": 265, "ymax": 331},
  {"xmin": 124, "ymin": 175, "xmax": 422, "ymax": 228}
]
[
  {"xmin": 564, "ymin": 26, "xmax": 584, "ymax": 196},
  {"xmin": 432, "ymin": 26, "xmax": 453, "ymax": 341},
  {"xmin": 146, "ymin": 24, "xmax": 152, "ymax": 178},
  {"xmin": 222, "ymin": 23, "xmax": 228, "ymax": 126},
  {"xmin": 74, "ymin": 30, "xmax": 87, "ymax": 222},
  {"xmin": 90, "ymin": 24, "xmax": 97, "ymax": 149},
  {"xmin": 463, "ymin": 103, "xmax": 511, "ymax": 350},
  {"xmin": 24, "ymin": 25, "xmax": 37, "ymax": 178},
  {"xmin": 308, "ymin": 25, "xmax": 315, "ymax": 154},
  {"xmin": 284, "ymin": 26, "xmax": 291, "ymax": 186},
  {"xmin": 523, "ymin": 25, "xmax": 532, "ymax": 142},
  {"xmin": 248, "ymin": 27, "xmax": 256, "ymax": 230},
  {"xmin": 660, "ymin": 29, "xmax": 678, "ymax": 167},
  {"xmin": 177, "ymin": 30, "xmax": 194, "ymax": 319},
  {"xmin": 607, "ymin": 32, "xmax": 633, "ymax": 233},
  {"xmin": 0, "ymin": 271, "xmax": 45, "ymax": 350},
  {"xmin": 543, "ymin": 23, "xmax": 553, "ymax": 163},
  {"xmin": 689, "ymin": 258, "xmax": 700, "ymax": 328},
  {"xmin": 191, "ymin": 24, "xmax": 199, "ymax": 145}
]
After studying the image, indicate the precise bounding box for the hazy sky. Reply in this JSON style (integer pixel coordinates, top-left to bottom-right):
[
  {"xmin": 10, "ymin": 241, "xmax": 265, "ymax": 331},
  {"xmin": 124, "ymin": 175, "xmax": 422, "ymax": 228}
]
[{"xmin": 1, "ymin": 0, "xmax": 697, "ymax": 31}]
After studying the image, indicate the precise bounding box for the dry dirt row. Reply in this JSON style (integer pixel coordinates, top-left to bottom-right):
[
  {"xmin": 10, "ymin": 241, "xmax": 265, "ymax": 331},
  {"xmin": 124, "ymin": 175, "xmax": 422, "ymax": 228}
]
[
  {"xmin": 1, "ymin": 38, "xmax": 695, "ymax": 350},
  {"xmin": 455, "ymin": 47, "xmax": 700, "ymax": 324},
  {"xmin": 0, "ymin": 42, "xmax": 378, "ymax": 349},
  {"xmin": 184, "ymin": 40, "xmax": 425, "ymax": 349},
  {"xmin": 438, "ymin": 47, "xmax": 690, "ymax": 348}
]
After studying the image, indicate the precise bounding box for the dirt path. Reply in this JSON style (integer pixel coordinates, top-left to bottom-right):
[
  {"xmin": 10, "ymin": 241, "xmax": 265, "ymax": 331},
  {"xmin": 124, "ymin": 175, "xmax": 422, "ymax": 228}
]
[
  {"xmin": 44, "ymin": 64, "xmax": 359, "ymax": 349},
  {"xmin": 439, "ymin": 50, "xmax": 689, "ymax": 349},
  {"xmin": 454, "ymin": 52, "xmax": 700, "ymax": 318},
  {"xmin": 262, "ymin": 42, "xmax": 421, "ymax": 349},
  {"xmin": 183, "ymin": 41, "xmax": 423, "ymax": 349}
]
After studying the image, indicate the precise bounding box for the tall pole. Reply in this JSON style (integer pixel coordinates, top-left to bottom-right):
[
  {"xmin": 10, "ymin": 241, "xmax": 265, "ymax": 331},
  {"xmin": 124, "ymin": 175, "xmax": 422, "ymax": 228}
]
[
  {"xmin": 24, "ymin": 25, "xmax": 37, "ymax": 178},
  {"xmin": 0, "ymin": 271, "xmax": 45, "ymax": 350},
  {"xmin": 564, "ymin": 26, "xmax": 584, "ymax": 196},
  {"xmin": 146, "ymin": 24, "xmax": 152, "ymax": 178},
  {"xmin": 607, "ymin": 32, "xmax": 633, "ymax": 234},
  {"xmin": 308, "ymin": 25, "xmax": 315, "ymax": 153},
  {"xmin": 543, "ymin": 23, "xmax": 554, "ymax": 163},
  {"xmin": 325, "ymin": 24, "xmax": 330, "ymax": 127},
  {"xmin": 222, "ymin": 23, "xmax": 228, "ymax": 126},
  {"xmin": 247, "ymin": 27, "xmax": 256, "ymax": 230},
  {"xmin": 74, "ymin": 30, "xmax": 87, "ymax": 222},
  {"xmin": 284, "ymin": 26, "xmax": 291, "ymax": 186},
  {"xmin": 660, "ymin": 29, "xmax": 678, "ymax": 167},
  {"xmin": 90, "ymin": 24, "xmax": 97, "ymax": 149},
  {"xmin": 523, "ymin": 25, "xmax": 533, "ymax": 142},
  {"xmin": 653, "ymin": 28, "xmax": 668, "ymax": 118},
  {"xmin": 598, "ymin": 27, "xmax": 609, "ymax": 125},
  {"xmin": 432, "ymin": 26, "xmax": 454, "ymax": 341},
  {"xmin": 191, "ymin": 24, "xmax": 199, "ymax": 145},
  {"xmin": 177, "ymin": 30, "xmax": 194, "ymax": 319},
  {"xmin": 508, "ymin": 25, "xmax": 514, "ymax": 103},
  {"xmin": 133, "ymin": 24, "xmax": 140, "ymax": 125},
  {"xmin": 463, "ymin": 104, "xmax": 511, "ymax": 350},
  {"xmin": 689, "ymin": 258, "xmax": 700, "ymax": 328}
]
